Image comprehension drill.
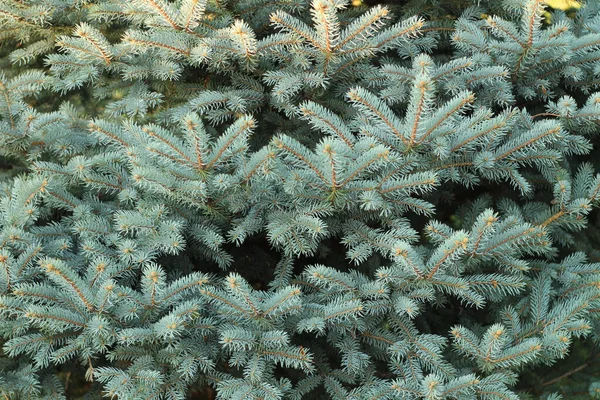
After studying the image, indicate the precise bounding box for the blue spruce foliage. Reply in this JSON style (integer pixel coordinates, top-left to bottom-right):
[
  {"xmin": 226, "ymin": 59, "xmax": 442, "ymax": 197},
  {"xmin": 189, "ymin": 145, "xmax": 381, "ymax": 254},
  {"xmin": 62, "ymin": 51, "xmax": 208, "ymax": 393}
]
[{"xmin": 0, "ymin": 0, "xmax": 600, "ymax": 398}]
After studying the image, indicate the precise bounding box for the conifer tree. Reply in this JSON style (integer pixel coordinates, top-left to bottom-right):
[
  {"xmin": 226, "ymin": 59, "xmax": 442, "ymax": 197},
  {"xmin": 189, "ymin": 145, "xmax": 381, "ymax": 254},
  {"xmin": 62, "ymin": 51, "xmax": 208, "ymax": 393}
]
[{"xmin": 0, "ymin": 0, "xmax": 600, "ymax": 399}]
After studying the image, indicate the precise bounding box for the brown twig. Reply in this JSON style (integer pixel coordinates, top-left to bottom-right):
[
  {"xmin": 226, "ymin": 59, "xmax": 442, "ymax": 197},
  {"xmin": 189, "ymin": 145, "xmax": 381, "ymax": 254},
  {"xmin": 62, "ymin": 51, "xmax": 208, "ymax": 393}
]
[
  {"xmin": 64, "ymin": 371, "xmax": 71, "ymax": 394},
  {"xmin": 541, "ymin": 353, "xmax": 600, "ymax": 388},
  {"xmin": 531, "ymin": 112, "xmax": 559, "ymax": 119}
]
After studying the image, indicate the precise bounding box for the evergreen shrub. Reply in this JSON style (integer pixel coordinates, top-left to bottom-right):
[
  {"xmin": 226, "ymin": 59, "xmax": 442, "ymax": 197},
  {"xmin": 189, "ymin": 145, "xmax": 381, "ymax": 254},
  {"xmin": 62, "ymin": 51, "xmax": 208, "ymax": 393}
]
[{"xmin": 1, "ymin": 0, "xmax": 600, "ymax": 398}]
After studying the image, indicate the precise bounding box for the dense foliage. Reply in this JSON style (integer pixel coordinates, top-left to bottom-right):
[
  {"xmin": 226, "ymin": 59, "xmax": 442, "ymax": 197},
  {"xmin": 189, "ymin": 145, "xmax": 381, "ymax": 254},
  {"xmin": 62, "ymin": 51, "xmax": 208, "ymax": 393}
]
[{"xmin": 1, "ymin": 0, "xmax": 600, "ymax": 398}]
